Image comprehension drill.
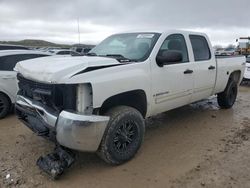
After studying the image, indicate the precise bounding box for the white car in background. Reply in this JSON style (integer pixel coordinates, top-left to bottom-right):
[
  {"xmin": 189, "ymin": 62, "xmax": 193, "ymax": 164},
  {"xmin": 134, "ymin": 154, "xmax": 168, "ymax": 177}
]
[
  {"xmin": 244, "ymin": 56, "xmax": 250, "ymax": 80},
  {"xmin": 215, "ymin": 48, "xmax": 236, "ymax": 56},
  {"xmin": 48, "ymin": 49, "xmax": 72, "ymax": 55},
  {"xmin": 221, "ymin": 48, "xmax": 236, "ymax": 56},
  {"xmin": 0, "ymin": 50, "xmax": 51, "ymax": 118},
  {"xmin": 215, "ymin": 49, "xmax": 224, "ymax": 56},
  {"xmin": 71, "ymin": 46, "xmax": 92, "ymax": 55}
]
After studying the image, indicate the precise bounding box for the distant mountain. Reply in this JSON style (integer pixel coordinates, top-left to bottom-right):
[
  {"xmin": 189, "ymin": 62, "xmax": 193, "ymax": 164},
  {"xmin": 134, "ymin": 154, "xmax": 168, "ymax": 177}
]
[{"xmin": 0, "ymin": 39, "xmax": 95, "ymax": 48}]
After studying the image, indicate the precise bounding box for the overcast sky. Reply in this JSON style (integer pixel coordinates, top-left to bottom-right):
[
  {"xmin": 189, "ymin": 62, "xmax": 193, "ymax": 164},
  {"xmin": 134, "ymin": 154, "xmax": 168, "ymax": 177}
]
[{"xmin": 0, "ymin": 0, "xmax": 249, "ymax": 46}]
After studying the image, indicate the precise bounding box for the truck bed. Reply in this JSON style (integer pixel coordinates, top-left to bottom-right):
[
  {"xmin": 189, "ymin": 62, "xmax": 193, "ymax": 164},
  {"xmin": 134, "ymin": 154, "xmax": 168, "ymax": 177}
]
[{"xmin": 213, "ymin": 55, "xmax": 246, "ymax": 94}]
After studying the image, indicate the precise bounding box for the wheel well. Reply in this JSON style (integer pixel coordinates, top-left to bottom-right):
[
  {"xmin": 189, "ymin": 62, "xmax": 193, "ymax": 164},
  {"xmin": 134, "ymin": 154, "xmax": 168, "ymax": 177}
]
[
  {"xmin": 98, "ymin": 90, "xmax": 147, "ymax": 118},
  {"xmin": 229, "ymin": 71, "xmax": 241, "ymax": 84},
  {"xmin": 0, "ymin": 91, "xmax": 11, "ymax": 106}
]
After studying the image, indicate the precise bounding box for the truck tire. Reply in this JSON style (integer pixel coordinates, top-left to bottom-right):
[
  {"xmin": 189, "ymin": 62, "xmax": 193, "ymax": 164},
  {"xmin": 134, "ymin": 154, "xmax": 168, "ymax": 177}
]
[
  {"xmin": 0, "ymin": 93, "xmax": 10, "ymax": 119},
  {"xmin": 98, "ymin": 106, "xmax": 145, "ymax": 165},
  {"xmin": 217, "ymin": 80, "xmax": 238, "ymax": 109}
]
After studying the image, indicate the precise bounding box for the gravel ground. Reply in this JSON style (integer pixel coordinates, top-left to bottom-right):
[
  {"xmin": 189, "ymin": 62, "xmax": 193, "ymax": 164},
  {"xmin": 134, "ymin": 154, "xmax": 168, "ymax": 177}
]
[{"xmin": 0, "ymin": 85, "xmax": 250, "ymax": 188}]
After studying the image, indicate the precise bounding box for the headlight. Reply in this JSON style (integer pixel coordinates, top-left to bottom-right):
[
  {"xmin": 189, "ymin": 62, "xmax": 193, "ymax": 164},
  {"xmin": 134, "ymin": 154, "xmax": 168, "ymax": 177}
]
[{"xmin": 76, "ymin": 84, "xmax": 93, "ymax": 114}]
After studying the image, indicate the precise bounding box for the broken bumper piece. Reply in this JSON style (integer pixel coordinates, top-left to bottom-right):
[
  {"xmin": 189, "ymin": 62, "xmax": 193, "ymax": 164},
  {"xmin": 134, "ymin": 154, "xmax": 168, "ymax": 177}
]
[
  {"xmin": 15, "ymin": 95, "xmax": 110, "ymax": 152},
  {"xmin": 37, "ymin": 146, "xmax": 75, "ymax": 179}
]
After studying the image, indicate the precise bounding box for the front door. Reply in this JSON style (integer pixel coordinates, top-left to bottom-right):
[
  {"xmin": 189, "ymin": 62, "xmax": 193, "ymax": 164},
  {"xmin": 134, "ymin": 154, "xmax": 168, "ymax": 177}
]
[{"xmin": 151, "ymin": 34, "xmax": 194, "ymax": 115}]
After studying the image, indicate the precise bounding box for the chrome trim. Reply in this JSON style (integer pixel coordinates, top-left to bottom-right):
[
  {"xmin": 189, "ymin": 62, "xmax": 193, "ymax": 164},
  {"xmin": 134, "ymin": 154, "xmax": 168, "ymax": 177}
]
[
  {"xmin": 56, "ymin": 111, "xmax": 109, "ymax": 152},
  {"xmin": 16, "ymin": 95, "xmax": 57, "ymax": 128},
  {"xmin": 155, "ymin": 89, "xmax": 192, "ymax": 104},
  {"xmin": 16, "ymin": 95, "xmax": 110, "ymax": 152}
]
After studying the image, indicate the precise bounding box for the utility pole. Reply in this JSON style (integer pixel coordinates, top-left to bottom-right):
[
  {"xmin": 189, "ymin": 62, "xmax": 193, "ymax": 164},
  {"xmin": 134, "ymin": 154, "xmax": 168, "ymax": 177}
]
[{"xmin": 77, "ymin": 17, "xmax": 81, "ymax": 44}]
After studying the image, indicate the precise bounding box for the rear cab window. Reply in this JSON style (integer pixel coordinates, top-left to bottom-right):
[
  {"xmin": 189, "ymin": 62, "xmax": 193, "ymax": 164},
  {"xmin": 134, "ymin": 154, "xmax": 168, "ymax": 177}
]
[{"xmin": 189, "ymin": 35, "xmax": 211, "ymax": 61}]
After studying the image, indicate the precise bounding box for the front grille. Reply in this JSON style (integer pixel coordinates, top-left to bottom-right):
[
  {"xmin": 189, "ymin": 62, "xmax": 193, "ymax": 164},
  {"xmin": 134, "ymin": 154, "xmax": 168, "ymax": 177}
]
[
  {"xmin": 17, "ymin": 74, "xmax": 54, "ymax": 99},
  {"xmin": 17, "ymin": 73, "xmax": 76, "ymax": 111}
]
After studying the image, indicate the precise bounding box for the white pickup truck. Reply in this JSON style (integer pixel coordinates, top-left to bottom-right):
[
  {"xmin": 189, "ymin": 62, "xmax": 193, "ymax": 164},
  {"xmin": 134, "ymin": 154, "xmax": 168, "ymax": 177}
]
[{"xmin": 15, "ymin": 30, "xmax": 245, "ymax": 175}]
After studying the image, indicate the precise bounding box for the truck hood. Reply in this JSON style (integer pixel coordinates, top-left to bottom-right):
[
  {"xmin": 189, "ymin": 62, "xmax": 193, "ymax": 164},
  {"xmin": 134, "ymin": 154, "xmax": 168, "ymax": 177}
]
[{"xmin": 15, "ymin": 56, "xmax": 121, "ymax": 83}]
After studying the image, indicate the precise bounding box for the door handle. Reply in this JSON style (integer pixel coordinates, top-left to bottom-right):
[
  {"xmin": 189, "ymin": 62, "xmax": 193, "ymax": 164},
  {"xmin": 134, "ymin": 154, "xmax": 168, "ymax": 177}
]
[
  {"xmin": 183, "ymin": 69, "xmax": 193, "ymax": 74},
  {"xmin": 208, "ymin": 65, "xmax": 216, "ymax": 70}
]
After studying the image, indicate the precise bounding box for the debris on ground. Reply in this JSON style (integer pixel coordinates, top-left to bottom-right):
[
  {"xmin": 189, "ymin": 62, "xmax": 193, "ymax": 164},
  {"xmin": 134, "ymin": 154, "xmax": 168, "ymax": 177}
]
[{"xmin": 36, "ymin": 146, "xmax": 75, "ymax": 179}]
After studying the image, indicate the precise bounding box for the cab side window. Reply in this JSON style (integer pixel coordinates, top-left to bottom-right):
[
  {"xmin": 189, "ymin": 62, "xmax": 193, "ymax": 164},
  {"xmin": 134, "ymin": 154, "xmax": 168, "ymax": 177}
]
[
  {"xmin": 158, "ymin": 34, "xmax": 189, "ymax": 63},
  {"xmin": 189, "ymin": 35, "xmax": 211, "ymax": 61}
]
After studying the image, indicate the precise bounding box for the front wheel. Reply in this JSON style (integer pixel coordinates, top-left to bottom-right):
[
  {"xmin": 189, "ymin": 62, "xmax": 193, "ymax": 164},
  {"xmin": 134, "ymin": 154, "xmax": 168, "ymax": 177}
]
[
  {"xmin": 97, "ymin": 106, "xmax": 145, "ymax": 165},
  {"xmin": 217, "ymin": 80, "xmax": 238, "ymax": 109},
  {"xmin": 0, "ymin": 93, "xmax": 11, "ymax": 119}
]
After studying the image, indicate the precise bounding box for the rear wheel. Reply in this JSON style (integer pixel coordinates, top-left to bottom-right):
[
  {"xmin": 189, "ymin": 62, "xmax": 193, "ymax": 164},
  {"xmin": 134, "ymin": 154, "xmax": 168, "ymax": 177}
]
[
  {"xmin": 98, "ymin": 106, "xmax": 145, "ymax": 165},
  {"xmin": 217, "ymin": 80, "xmax": 238, "ymax": 109},
  {"xmin": 0, "ymin": 93, "xmax": 11, "ymax": 119}
]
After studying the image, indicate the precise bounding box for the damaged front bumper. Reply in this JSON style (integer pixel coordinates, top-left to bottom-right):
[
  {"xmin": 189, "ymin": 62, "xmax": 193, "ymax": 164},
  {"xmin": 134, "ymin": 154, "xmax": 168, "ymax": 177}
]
[{"xmin": 15, "ymin": 95, "xmax": 109, "ymax": 152}]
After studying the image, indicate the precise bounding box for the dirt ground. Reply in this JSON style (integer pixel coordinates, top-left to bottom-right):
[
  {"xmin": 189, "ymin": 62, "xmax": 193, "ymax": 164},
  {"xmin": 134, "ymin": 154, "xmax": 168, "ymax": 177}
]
[{"xmin": 1, "ymin": 85, "xmax": 250, "ymax": 188}]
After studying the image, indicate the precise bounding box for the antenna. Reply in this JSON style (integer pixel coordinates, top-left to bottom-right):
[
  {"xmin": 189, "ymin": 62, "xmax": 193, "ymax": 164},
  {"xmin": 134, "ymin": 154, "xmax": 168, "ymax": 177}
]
[{"xmin": 77, "ymin": 17, "xmax": 81, "ymax": 44}]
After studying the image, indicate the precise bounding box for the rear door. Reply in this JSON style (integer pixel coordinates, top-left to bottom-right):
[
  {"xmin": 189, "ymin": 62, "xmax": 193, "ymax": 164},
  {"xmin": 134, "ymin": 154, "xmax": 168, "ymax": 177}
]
[{"xmin": 189, "ymin": 35, "xmax": 217, "ymax": 102}]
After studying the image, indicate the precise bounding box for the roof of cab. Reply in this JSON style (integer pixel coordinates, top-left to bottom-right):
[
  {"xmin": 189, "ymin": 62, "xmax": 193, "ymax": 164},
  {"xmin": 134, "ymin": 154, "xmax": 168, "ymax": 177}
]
[{"xmin": 114, "ymin": 29, "xmax": 208, "ymax": 38}]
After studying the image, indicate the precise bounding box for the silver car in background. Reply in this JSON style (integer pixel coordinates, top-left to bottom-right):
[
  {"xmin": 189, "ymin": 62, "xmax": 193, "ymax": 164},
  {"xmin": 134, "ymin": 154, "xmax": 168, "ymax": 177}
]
[{"xmin": 0, "ymin": 50, "xmax": 51, "ymax": 118}]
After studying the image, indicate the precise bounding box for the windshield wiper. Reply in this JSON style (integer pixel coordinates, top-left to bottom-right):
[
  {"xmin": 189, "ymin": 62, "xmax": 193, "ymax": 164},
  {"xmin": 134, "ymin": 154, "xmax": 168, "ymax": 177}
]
[
  {"xmin": 105, "ymin": 54, "xmax": 126, "ymax": 58},
  {"xmin": 86, "ymin": 53, "xmax": 137, "ymax": 62}
]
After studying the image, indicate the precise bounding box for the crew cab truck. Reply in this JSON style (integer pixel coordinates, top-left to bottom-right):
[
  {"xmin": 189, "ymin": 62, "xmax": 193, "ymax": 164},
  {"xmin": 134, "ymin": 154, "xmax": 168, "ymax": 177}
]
[{"xmin": 15, "ymin": 30, "xmax": 245, "ymax": 175}]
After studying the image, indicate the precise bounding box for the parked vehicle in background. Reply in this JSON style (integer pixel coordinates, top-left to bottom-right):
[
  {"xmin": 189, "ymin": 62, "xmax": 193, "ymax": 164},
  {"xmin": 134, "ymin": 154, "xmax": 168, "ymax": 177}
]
[
  {"xmin": 15, "ymin": 30, "xmax": 245, "ymax": 177},
  {"xmin": 215, "ymin": 49, "xmax": 224, "ymax": 56},
  {"xmin": 0, "ymin": 50, "xmax": 51, "ymax": 119},
  {"xmin": 247, "ymin": 55, "xmax": 250, "ymax": 62},
  {"xmin": 0, "ymin": 44, "xmax": 29, "ymax": 50},
  {"xmin": 49, "ymin": 49, "xmax": 82, "ymax": 56},
  {"xmin": 220, "ymin": 48, "xmax": 236, "ymax": 56},
  {"xmin": 243, "ymin": 56, "xmax": 250, "ymax": 80},
  {"xmin": 236, "ymin": 37, "xmax": 250, "ymax": 56},
  {"xmin": 49, "ymin": 49, "xmax": 72, "ymax": 55},
  {"xmin": 215, "ymin": 48, "xmax": 236, "ymax": 56},
  {"xmin": 71, "ymin": 45, "xmax": 93, "ymax": 55}
]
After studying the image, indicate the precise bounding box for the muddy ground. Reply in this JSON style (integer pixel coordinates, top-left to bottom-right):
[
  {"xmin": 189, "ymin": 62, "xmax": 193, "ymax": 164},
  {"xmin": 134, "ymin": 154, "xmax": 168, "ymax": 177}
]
[{"xmin": 0, "ymin": 85, "xmax": 250, "ymax": 188}]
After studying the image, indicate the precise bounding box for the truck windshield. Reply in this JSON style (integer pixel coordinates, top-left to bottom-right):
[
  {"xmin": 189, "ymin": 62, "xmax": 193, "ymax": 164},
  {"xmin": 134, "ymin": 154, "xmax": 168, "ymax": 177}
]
[{"xmin": 89, "ymin": 33, "xmax": 161, "ymax": 62}]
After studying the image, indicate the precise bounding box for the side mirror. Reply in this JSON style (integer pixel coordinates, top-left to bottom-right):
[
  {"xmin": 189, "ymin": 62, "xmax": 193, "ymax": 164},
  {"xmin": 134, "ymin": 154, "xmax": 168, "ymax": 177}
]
[{"xmin": 156, "ymin": 50, "xmax": 183, "ymax": 67}]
